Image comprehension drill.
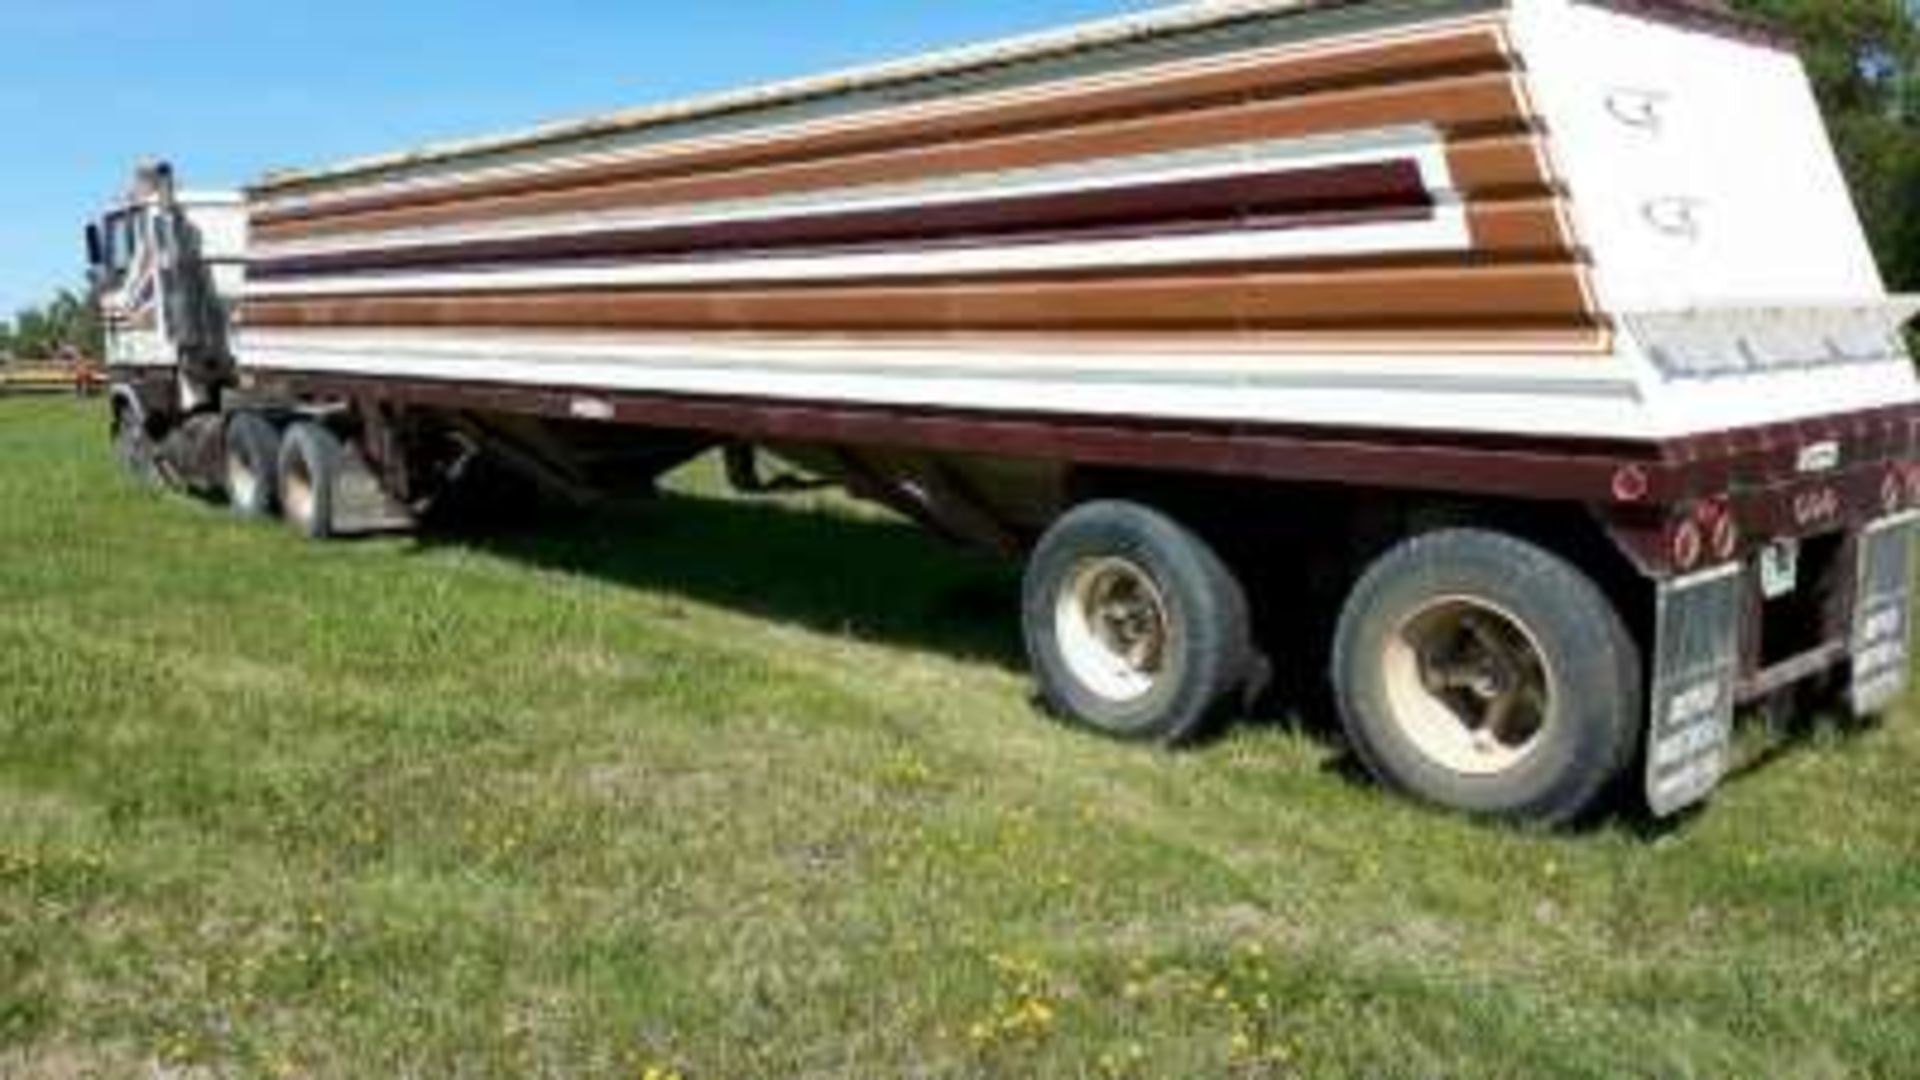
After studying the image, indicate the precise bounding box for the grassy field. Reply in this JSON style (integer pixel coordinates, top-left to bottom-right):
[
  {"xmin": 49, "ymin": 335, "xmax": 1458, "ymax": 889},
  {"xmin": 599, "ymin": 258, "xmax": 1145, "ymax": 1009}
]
[{"xmin": 1, "ymin": 396, "xmax": 1916, "ymax": 1078}]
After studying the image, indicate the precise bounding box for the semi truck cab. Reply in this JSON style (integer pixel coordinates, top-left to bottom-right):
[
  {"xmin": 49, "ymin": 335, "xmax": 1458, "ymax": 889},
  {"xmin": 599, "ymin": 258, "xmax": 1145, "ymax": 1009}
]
[{"xmin": 86, "ymin": 163, "xmax": 247, "ymax": 484}]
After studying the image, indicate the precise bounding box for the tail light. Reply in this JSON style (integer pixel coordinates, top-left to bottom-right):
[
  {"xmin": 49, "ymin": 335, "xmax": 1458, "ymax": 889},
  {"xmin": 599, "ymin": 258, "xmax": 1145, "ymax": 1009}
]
[
  {"xmin": 1668, "ymin": 499, "xmax": 1739, "ymax": 573},
  {"xmin": 1612, "ymin": 464, "xmax": 1651, "ymax": 504},
  {"xmin": 1670, "ymin": 516, "xmax": 1705, "ymax": 573},
  {"xmin": 1699, "ymin": 499, "xmax": 1741, "ymax": 562},
  {"xmin": 1883, "ymin": 467, "xmax": 1907, "ymax": 515}
]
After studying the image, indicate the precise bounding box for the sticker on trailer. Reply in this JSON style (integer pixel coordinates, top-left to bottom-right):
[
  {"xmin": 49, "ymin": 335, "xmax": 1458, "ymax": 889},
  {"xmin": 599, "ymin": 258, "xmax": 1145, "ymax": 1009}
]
[
  {"xmin": 1646, "ymin": 564, "xmax": 1743, "ymax": 818},
  {"xmin": 1851, "ymin": 512, "xmax": 1918, "ymax": 715}
]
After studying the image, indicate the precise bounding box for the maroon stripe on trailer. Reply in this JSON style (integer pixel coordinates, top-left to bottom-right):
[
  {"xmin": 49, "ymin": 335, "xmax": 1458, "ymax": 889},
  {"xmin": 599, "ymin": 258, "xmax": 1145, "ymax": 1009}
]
[
  {"xmin": 251, "ymin": 159, "xmax": 1433, "ymax": 281},
  {"xmin": 256, "ymin": 369, "xmax": 1648, "ymax": 504}
]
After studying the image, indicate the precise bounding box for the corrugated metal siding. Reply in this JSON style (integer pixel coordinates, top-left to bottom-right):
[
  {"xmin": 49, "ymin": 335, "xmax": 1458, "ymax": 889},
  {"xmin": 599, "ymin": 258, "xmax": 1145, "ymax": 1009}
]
[{"xmin": 242, "ymin": 17, "xmax": 1602, "ymax": 346}]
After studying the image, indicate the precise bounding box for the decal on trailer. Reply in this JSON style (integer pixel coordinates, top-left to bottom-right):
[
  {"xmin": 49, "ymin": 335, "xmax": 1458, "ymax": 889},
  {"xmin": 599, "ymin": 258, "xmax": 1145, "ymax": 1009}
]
[{"xmin": 1646, "ymin": 564, "xmax": 1742, "ymax": 817}]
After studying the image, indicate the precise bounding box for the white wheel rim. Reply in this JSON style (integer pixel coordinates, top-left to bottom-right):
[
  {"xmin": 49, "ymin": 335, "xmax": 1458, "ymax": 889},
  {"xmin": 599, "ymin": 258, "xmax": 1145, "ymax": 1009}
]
[
  {"xmin": 1054, "ymin": 556, "xmax": 1171, "ymax": 704},
  {"xmin": 227, "ymin": 449, "xmax": 261, "ymax": 509},
  {"xmin": 283, "ymin": 452, "xmax": 315, "ymax": 527},
  {"xmin": 1380, "ymin": 596, "xmax": 1554, "ymax": 776}
]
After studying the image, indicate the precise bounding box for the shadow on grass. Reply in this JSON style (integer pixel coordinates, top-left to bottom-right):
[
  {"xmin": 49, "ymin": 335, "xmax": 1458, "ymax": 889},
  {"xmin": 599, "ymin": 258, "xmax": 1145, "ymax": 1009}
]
[
  {"xmin": 421, "ymin": 490, "xmax": 1028, "ymax": 670},
  {"xmin": 416, "ymin": 487, "xmax": 1892, "ymax": 838}
]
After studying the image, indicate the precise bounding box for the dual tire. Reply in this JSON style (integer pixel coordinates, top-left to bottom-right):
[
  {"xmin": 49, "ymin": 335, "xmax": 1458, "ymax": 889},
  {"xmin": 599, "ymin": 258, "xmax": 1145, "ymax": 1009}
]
[
  {"xmin": 1330, "ymin": 529, "xmax": 1641, "ymax": 825},
  {"xmin": 221, "ymin": 412, "xmax": 341, "ymax": 540},
  {"xmin": 1023, "ymin": 506, "xmax": 1640, "ymax": 825}
]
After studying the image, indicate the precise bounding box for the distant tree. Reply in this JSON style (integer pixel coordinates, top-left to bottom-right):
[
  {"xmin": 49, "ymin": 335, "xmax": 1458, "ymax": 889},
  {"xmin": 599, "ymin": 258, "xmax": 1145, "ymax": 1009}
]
[
  {"xmin": 46, "ymin": 289, "xmax": 104, "ymax": 361},
  {"xmin": 11, "ymin": 307, "xmax": 55, "ymax": 361},
  {"xmin": 8, "ymin": 288, "xmax": 105, "ymax": 362}
]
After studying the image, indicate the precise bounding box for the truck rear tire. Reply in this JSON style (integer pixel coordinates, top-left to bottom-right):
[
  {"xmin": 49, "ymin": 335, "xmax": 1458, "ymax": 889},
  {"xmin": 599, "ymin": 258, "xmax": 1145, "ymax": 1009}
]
[
  {"xmin": 1331, "ymin": 528, "xmax": 1640, "ymax": 826},
  {"xmin": 1023, "ymin": 500, "xmax": 1253, "ymax": 744},
  {"xmin": 223, "ymin": 411, "xmax": 282, "ymax": 519},
  {"xmin": 278, "ymin": 421, "xmax": 343, "ymax": 541}
]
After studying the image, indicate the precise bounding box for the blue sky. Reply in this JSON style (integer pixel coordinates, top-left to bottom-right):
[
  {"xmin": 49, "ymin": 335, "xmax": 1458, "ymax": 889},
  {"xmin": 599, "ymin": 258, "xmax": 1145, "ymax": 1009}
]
[{"xmin": 0, "ymin": 0, "xmax": 1152, "ymax": 318}]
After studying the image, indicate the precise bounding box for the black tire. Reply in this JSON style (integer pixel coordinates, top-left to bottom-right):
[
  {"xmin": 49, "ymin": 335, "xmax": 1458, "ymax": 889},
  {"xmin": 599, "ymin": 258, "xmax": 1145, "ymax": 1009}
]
[
  {"xmin": 1331, "ymin": 528, "xmax": 1641, "ymax": 826},
  {"xmin": 223, "ymin": 411, "xmax": 283, "ymax": 519},
  {"xmin": 277, "ymin": 421, "xmax": 343, "ymax": 541},
  {"xmin": 1023, "ymin": 500, "xmax": 1253, "ymax": 744},
  {"xmin": 110, "ymin": 401, "xmax": 162, "ymax": 489}
]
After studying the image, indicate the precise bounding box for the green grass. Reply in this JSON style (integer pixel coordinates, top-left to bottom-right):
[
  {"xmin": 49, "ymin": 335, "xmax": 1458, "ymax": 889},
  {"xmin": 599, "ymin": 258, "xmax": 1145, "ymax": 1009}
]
[{"xmin": 1, "ymin": 396, "xmax": 1917, "ymax": 1078}]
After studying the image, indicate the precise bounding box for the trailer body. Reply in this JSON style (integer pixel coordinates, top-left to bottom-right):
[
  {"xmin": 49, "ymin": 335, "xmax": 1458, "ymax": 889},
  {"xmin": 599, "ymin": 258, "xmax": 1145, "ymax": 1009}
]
[{"xmin": 88, "ymin": 0, "xmax": 1920, "ymax": 823}]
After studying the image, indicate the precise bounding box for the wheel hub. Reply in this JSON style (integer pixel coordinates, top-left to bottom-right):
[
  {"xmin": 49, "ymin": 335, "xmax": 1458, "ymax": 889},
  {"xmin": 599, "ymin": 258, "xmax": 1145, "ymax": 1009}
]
[
  {"xmin": 1055, "ymin": 557, "xmax": 1171, "ymax": 703},
  {"xmin": 1383, "ymin": 598, "xmax": 1553, "ymax": 775}
]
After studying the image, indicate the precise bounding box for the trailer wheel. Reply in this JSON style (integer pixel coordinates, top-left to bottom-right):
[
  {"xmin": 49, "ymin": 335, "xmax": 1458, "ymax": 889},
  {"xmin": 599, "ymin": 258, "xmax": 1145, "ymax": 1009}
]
[
  {"xmin": 1023, "ymin": 501, "xmax": 1252, "ymax": 744},
  {"xmin": 277, "ymin": 421, "xmax": 343, "ymax": 540},
  {"xmin": 223, "ymin": 412, "xmax": 282, "ymax": 519},
  {"xmin": 1332, "ymin": 529, "xmax": 1640, "ymax": 825}
]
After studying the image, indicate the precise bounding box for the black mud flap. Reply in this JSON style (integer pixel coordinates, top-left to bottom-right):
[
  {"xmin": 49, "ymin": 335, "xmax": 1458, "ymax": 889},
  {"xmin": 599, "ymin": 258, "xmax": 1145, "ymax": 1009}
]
[
  {"xmin": 1646, "ymin": 565, "xmax": 1742, "ymax": 818},
  {"xmin": 1851, "ymin": 512, "xmax": 1918, "ymax": 715}
]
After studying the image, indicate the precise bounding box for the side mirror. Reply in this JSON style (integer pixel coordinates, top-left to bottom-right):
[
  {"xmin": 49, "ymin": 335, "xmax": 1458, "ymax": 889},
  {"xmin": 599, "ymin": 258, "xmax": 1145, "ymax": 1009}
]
[{"xmin": 84, "ymin": 223, "xmax": 104, "ymax": 269}]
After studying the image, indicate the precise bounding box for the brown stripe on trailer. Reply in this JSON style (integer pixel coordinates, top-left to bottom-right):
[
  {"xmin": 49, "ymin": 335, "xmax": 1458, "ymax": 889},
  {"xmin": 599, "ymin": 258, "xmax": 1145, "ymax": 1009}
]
[
  {"xmin": 252, "ymin": 27, "xmax": 1517, "ymax": 235},
  {"xmin": 1464, "ymin": 197, "xmax": 1578, "ymax": 255},
  {"xmin": 249, "ymin": 160, "xmax": 1436, "ymax": 280},
  {"xmin": 254, "ymin": 70, "xmax": 1536, "ymax": 244},
  {"xmin": 244, "ymin": 262, "xmax": 1597, "ymax": 333}
]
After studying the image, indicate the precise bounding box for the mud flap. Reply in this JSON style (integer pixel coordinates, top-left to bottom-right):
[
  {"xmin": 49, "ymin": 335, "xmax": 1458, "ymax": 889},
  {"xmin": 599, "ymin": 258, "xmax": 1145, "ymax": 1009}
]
[
  {"xmin": 1851, "ymin": 512, "xmax": 1918, "ymax": 715},
  {"xmin": 1646, "ymin": 565, "xmax": 1743, "ymax": 818}
]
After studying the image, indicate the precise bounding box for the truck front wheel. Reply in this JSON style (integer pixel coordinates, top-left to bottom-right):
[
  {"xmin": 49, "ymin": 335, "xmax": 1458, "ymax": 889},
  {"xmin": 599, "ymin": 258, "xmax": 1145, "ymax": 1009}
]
[
  {"xmin": 110, "ymin": 399, "xmax": 161, "ymax": 489},
  {"xmin": 1331, "ymin": 529, "xmax": 1641, "ymax": 826},
  {"xmin": 1023, "ymin": 501, "xmax": 1253, "ymax": 744},
  {"xmin": 277, "ymin": 421, "xmax": 343, "ymax": 541}
]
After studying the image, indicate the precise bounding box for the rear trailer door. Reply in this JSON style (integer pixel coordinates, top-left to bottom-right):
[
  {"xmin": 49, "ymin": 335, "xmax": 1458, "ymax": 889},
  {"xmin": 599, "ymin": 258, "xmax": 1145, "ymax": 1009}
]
[
  {"xmin": 1513, "ymin": 1, "xmax": 1920, "ymax": 431},
  {"xmin": 1514, "ymin": 0, "xmax": 1882, "ymax": 315}
]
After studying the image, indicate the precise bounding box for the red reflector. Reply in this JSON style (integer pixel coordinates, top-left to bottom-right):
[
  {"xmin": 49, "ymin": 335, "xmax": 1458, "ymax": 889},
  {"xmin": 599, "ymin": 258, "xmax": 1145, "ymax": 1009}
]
[
  {"xmin": 1709, "ymin": 510, "xmax": 1740, "ymax": 562},
  {"xmin": 1671, "ymin": 518, "xmax": 1705, "ymax": 572},
  {"xmin": 1612, "ymin": 465, "xmax": 1651, "ymax": 503}
]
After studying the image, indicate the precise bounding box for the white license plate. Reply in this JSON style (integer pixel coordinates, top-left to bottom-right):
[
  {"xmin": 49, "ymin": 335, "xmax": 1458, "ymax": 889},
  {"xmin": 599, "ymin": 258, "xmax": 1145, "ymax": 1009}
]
[{"xmin": 1760, "ymin": 540, "xmax": 1800, "ymax": 600}]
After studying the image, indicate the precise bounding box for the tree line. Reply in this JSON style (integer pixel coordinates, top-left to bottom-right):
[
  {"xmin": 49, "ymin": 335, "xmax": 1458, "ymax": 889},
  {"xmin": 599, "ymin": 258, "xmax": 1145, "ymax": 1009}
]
[{"xmin": 0, "ymin": 289, "xmax": 104, "ymax": 364}]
